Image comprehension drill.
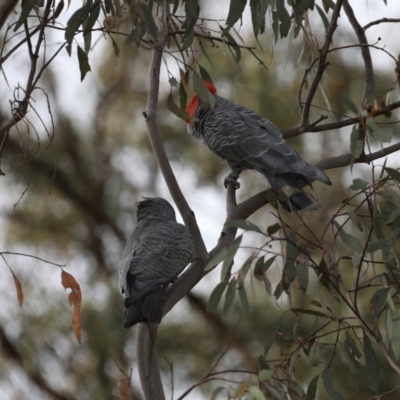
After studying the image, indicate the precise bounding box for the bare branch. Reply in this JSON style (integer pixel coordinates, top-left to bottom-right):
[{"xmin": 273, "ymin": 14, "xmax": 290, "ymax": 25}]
[
  {"xmin": 137, "ymin": 323, "xmax": 165, "ymax": 400},
  {"xmin": 283, "ymin": 99, "xmax": 400, "ymax": 139},
  {"xmin": 0, "ymin": 0, "xmax": 53, "ymax": 157},
  {"xmin": 364, "ymin": 18, "xmax": 400, "ymax": 31},
  {"xmin": 316, "ymin": 140, "xmax": 400, "ymax": 171},
  {"xmin": 343, "ymin": 0, "xmax": 374, "ymax": 104},
  {"xmin": 300, "ymin": 0, "xmax": 343, "ymax": 127}
]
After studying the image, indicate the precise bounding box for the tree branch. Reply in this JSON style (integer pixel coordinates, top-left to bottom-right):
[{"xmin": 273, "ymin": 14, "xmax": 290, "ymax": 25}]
[
  {"xmin": 316, "ymin": 140, "xmax": 400, "ymax": 171},
  {"xmin": 0, "ymin": 0, "xmax": 53, "ymax": 171},
  {"xmin": 364, "ymin": 18, "xmax": 400, "ymax": 31},
  {"xmin": 137, "ymin": 323, "xmax": 165, "ymax": 400},
  {"xmin": 283, "ymin": 99, "xmax": 400, "ymax": 139},
  {"xmin": 343, "ymin": 0, "xmax": 374, "ymax": 104},
  {"xmin": 300, "ymin": 0, "xmax": 343, "ymax": 127}
]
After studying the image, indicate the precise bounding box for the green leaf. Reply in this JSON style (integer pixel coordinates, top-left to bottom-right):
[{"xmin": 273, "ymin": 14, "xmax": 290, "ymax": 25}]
[
  {"xmin": 391, "ymin": 313, "xmax": 400, "ymax": 359},
  {"xmin": 345, "ymin": 331, "xmax": 362, "ymax": 359},
  {"xmin": 167, "ymin": 93, "xmax": 192, "ymax": 121},
  {"xmin": 316, "ymin": 4, "xmax": 329, "ymax": 32},
  {"xmin": 222, "ymin": 278, "xmax": 237, "ymax": 317},
  {"xmin": 385, "ymin": 167, "xmax": 400, "ymax": 183},
  {"xmin": 250, "ymin": 0, "xmax": 268, "ymax": 38},
  {"xmin": 141, "ymin": 2, "xmax": 158, "ymax": 42},
  {"xmin": 367, "ymin": 238, "xmax": 391, "ymax": 253},
  {"xmin": 264, "ymin": 314, "xmax": 284, "ymax": 355},
  {"xmin": 258, "ymin": 355, "xmax": 269, "ymax": 370},
  {"xmin": 183, "ymin": 0, "xmax": 200, "ymax": 39},
  {"xmin": 207, "ymin": 282, "xmax": 227, "ymax": 313},
  {"xmin": 111, "ymin": 36, "xmax": 120, "ymax": 57},
  {"xmin": 365, "ymin": 87, "xmax": 394, "ymax": 105},
  {"xmin": 309, "ymin": 339, "xmax": 320, "ymax": 367},
  {"xmin": 346, "ymin": 211, "xmax": 364, "ymax": 232},
  {"xmin": 172, "ymin": 0, "xmax": 180, "ymax": 14},
  {"xmin": 369, "ymin": 288, "xmax": 389, "ymax": 325},
  {"xmin": 272, "ymin": 11, "xmax": 279, "ymax": 44},
  {"xmin": 237, "ymin": 256, "xmax": 253, "ymax": 286},
  {"xmin": 339, "ymin": 93, "xmax": 359, "ymax": 114},
  {"xmin": 306, "ymin": 375, "xmax": 319, "ymax": 400},
  {"xmin": 274, "ymin": 281, "xmax": 283, "ymax": 300},
  {"xmin": 363, "ymin": 332, "xmax": 380, "ymax": 392},
  {"xmin": 199, "ymin": 64, "xmax": 213, "ymax": 83},
  {"xmin": 247, "ymin": 385, "xmax": 267, "ymax": 400},
  {"xmin": 333, "ymin": 220, "xmax": 364, "ymax": 254},
  {"xmin": 349, "ymin": 178, "xmax": 369, "ymax": 191},
  {"xmin": 53, "ymin": 0, "xmax": 65, "ymax": 22},
  {"xmin": 349, "ymin": 124, "xmax": 363, "ymax": 169},
  {"xmin": 296, "ymin": 262, "xmax": 309, "ymax": 293},
  {"xmin": 263, "ymin": 256, "xmax": 276, "ymax": 271},
  {"xmin": 238, "ymin": 286, "xmax": 250, "ymax": 316},
  {"xmin": 258, "ymin": 369, "xmax": 273, "ymax": 381},
  {"xmin": 221, "ymin": 235, "xmax": 242, "ymax": 281},
  {"xmin": 192, "ymin": 70, "xmax": 215, "ymax": 108},
  {"xmin": 225, "ymin": 219, "xmax": 263, "ymax": 233},
  {"xmin": 290, "ymin": 308, "xmax": 329, "ymax": 318},
  {"xmin": 225, "ymin": 0, "xmax": 247, "ymax": 31},
  {"xmin": 322, "ymin": 0, "xmax": 336, "ymax": 9},
  {"xmin": 211, "ymin": 386, "xmax": 226, "ymax": 399},
  {"xmin": 276, "ymin": 0, "xmax": 291, "ymax": 38},
  {"xmin": 204, "ymin": 248, "xmax": 228, "ymax": 272},
  {"xmin": 322, "ymin": 367, "xmax": 344, "ymax": 400},
  {"xmin": 65, "ymin": 6, "xmax": 88, "ymax": 56},
  {"xmin": 84, "ymin": 1, "xmax": 100, "ymax": 38},
  {"xmin": 104, "ymin": 0, "xmax": 114, "ymax": 14},
  {"xmin": 267, "ymin": 223, "xmax": 280, "ymax": 235},
  {"xmin": 199, "ymin": 41, "xmax": 213, "ymax": 68},
  {"xmin": 181, "ymin": 28, "xmax": 194, "ymax": 51},
  {"xmin": 77, "ymin": 45, "xmax": 91, "ymax": 81},
  {"xmin": 282, "ymin": 240, "xmax": 299, "ymax": 292},
  {"xmin": 343, "ymin": 339, "xmax": 358, "ymax": 385},
  {"xmin": 377, "ymin": 127, "xmax": 393, "ymax": 143},
  {"xmin": 14, "ymin": 0, "xmax": 36, "ymax": 31},
  {"xmin": 254, "ymin": 257, "xmax": 265, "ymax": 281}
]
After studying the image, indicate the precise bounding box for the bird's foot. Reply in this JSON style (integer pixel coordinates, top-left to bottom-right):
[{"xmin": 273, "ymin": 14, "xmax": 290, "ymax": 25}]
[{"xmin": 224, "ymin": 170, "xmax": 241, "ymax": 189}]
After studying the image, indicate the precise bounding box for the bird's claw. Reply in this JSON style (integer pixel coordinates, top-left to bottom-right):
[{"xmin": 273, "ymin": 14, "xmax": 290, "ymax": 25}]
[{"xmin": 224, "ymin": 171, "xmax": 241, "ymax": 189}]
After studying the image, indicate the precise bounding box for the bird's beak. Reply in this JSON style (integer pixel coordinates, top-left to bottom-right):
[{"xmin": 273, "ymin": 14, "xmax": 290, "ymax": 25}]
[{"xmin": 187, "ymin": 123, "xmax": 193, "ymax": 135}]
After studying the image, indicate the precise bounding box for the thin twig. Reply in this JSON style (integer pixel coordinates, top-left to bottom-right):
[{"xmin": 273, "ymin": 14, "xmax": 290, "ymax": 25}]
[{"xmin": 300, "ymin": 0, "xmax": 343, "ymax": 126}]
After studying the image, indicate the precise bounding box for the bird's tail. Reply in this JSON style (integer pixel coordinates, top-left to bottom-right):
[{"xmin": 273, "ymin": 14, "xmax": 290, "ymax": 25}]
[
  {"xmin": 123, "ymin": 287, "xmax": 163, "ymax": 328},
  {"xmin": 262, "ymin": 171, "xmax": 313, "ymax": 212},
  {"xmin": 281, "ymin": 190, "xmax": 313, "ymax": 211}
]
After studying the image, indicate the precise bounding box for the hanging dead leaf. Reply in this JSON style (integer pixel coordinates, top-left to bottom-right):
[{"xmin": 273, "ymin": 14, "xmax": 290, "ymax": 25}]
[
  {"xmin": 8, "ymin": 266, "xmax": 23, "ymax": 306},
  {"xmin": 118, "ymin": 376, "xmax": 132, "ymax": 400},
  {"xmin": 61, "ymin": 269, "xmax": 82, "ymax": 344}
]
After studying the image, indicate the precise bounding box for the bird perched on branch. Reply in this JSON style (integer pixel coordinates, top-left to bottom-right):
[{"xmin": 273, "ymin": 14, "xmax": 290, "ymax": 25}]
[
  {"xmin": 185, "ymin": 82, "xmax": 331, "ymax": 211},
  {"xmin": 119, "ymin": 197, "xmax": 195, "ymax": 328}
]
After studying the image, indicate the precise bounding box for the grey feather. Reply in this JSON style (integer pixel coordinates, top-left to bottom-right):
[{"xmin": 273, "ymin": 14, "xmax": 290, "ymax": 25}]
[
  {"xmin": 119, "ymin": 198, "xmax": 195, "ymax": 328},
  {"xmin": 191, "ymin": 95, "xmax": 331, "ymax": 211}
]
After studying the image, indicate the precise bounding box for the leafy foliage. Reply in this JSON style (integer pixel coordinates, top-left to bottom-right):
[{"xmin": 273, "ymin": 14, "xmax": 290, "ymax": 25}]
[{"xmin": 2, "ymin": 0, "xmax": 400, "ymax": 399}]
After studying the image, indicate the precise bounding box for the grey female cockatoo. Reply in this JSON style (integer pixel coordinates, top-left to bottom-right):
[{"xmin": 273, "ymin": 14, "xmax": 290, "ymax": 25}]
[{"xmin": 119, "ymin": 198, "xmax": 195, "ymax": 328}]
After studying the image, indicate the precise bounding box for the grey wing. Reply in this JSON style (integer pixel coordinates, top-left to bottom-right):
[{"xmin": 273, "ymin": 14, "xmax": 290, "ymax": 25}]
[
  {"xmin": 200, "ymin": 99, "xmax": 331, "ymax": 184},
  {"xmin": 200, "ymin": 100, "xmax": 294, "ymax": 174},
  {"xmin": 120, "ymin": 222, "xmax": 194, "ymax": 297},
  {"xmin": 119, "ymin": 225, "xmax": 165, "ymax": 294}
]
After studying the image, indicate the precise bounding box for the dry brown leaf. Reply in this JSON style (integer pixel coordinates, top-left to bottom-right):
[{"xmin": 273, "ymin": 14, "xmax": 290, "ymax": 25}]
[
  {"xmin": 118, "ymin": 376, "xmax": 132, "ymax": 400},
  {"xmin": 61, "ymin": 269, "xmax": 82, "ymax": 344},
  {"xmin": 8, "ymin": 266, "xmax": 23, "ymax": 306}
]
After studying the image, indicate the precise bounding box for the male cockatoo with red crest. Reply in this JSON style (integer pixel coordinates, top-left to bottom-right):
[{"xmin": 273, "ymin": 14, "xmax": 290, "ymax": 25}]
[{"xmin": 185, "ymin": 81, "xmax": 331, "ymax": 211}]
